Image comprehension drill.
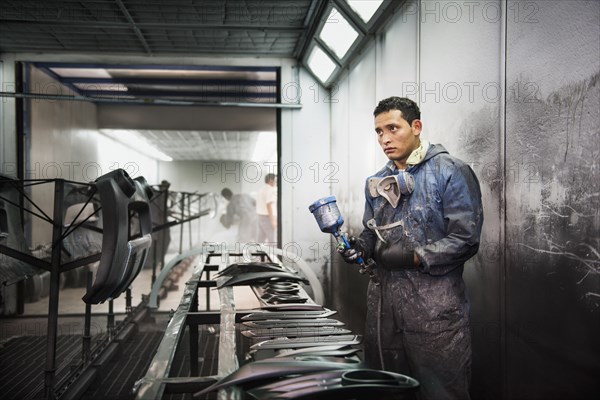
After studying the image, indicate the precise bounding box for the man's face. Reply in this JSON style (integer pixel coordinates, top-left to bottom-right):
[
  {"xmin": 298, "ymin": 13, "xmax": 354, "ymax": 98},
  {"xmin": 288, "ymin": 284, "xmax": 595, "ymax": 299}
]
[{"xmin": 374, "ymin": 109, "xmax": 422, "ymax": 169}]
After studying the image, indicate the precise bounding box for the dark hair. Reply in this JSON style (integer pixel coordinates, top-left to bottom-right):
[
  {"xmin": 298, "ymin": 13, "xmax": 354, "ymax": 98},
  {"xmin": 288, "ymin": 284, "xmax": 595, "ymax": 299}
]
[
  {"xmin": 373, "ymin": 97, "xmax": 421, "ymax": 124},
  {"xmin": 221, "ymin": 188, "xmax": 233, "ymax": 200},
  {"xmin": 265, "ymin": 173, "xmax": 276, "ymax": 183}
]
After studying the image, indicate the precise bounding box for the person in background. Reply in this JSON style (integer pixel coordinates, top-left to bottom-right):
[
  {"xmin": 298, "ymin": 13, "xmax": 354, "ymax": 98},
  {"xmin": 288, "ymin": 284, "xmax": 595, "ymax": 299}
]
[
  {"xmin": 256, "ymin": 173, "xmax": 277, "ymax": 244},
  {"xmin": 220, "ymin": 188, "xmax": 258, "ymax": 243},
  {"xmin": 339, "ymin": 97, "xmax": 483, "ymax": 400}
]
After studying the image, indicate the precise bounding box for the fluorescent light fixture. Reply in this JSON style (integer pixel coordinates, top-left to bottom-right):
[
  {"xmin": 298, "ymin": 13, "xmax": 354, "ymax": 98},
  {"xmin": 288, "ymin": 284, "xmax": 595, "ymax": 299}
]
[
  {"xmin": 346, "ymin": 0, "xmax": 384, "ymax": 23},
  {"xmin": 100, "ymin": 129, "xmax": 173, "ymax": 162},
  {"xmin": 307, "ymin": 46, "xmax": 337, "ymax": 84},
  {"xmin": 50, "ymin": 68, "xmax": 112, "ymax": 78},
  {"xmin": 251, "ymin": 131, "xmax": 277, "ymax": 162},
  {"xmin": 319, "ymin": 7, "xmax": 359, "ymax": 59},
  {"xmin": 74, "ymin": 83, "xmax": 128, "ymax": 91}
]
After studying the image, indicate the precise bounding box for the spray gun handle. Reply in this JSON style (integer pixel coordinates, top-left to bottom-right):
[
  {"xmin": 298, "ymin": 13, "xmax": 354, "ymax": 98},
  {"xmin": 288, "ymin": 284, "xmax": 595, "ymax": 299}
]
[
  {"xmin": 338, "ymin": 232, "xmax": 366, "ymax": 265},
  {"xmin": 337, "ymin": 232, "xmax": 379, "ymax": 285}
]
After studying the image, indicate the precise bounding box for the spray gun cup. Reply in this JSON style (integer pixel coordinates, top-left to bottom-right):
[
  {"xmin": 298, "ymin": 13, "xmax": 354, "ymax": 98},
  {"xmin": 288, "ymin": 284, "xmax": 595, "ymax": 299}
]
[{"xmin": 308, "ymin": 196, "xmax": 345, "ymax": 234}]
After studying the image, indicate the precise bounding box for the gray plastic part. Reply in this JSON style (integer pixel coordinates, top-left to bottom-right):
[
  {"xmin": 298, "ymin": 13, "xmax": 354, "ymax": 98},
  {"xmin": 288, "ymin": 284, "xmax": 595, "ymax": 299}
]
[
  {"xmin": 215, "ymin": 262, "xmax": 284, "ymax": 277},
  {"xmin": 273, "ymin": 345, "xmax": 357, "ymax": 358},
  {"xmin": 217, "ymin": 271, "xmax": 308, "ymax": 288},
  {"xmin": 241, "ymin": 309, "xmax": 336, "ymax": 321},
  {"xmin": 250, "ymin": 335, "xmax": 362, "ymax": 350},
  {"xmin": 242, "ymin": 318, "xmax": 344, "ymax": 329},
  {"xmin": 193, "ymin": 356, "xmax": 363, "ymax": 397},
  {"xmin": 241, "ymin": 326, "xmax": 351, "ymax": 339},
  {"xmin": 247, "ymin": 369, "xmax": 419, "ymax": 399},
  {"xmin": 257, "ymin": 304, "xmax": 324, "ymax": 311}
]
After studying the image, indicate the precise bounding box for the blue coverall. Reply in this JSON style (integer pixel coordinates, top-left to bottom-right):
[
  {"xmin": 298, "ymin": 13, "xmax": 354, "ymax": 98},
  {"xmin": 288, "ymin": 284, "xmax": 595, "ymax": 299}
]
[{"xmin": 358, "ymin": 144, "xmax": 483, "ymax": 400}]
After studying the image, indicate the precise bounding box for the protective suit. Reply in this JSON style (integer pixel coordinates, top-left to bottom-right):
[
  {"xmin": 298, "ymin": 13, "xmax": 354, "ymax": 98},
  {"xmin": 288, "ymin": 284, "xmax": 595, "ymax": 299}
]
[
  {"xmin": 358, "ymin": 143, "xmax": 483, "ymax": 400},
  {"xmin": 221, "ymin": 194, "xmax": 258, "ymax": 243}
]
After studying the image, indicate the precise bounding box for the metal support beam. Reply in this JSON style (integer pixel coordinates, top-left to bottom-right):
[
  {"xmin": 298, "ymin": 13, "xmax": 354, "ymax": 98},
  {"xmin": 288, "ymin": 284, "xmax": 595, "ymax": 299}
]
[
  {"xmin": 44, "ymin": 179, "xmax": 65, "ymax": 399},
  {"xmin": 136, "ymin": 265, "xmax": 204, "ymax": 399},
  {"xmin": 179, "ymin": 195, "xmax": 185, "ymax": 254},
  {"xmin": 114, "ymin": 0, "xmax": 153, "ymax": 56},
  {"xmin": 0, "ymin": 91, "xmax": 303, "ymax": 108},
  {"xmin": 82, "ymin": 271, "xmax": 93, "ymax": 365},
  {"xmin": 189, "ymin": 288, "xmax": 199, "ymax": 376},
  {"xmin": 1, "ymin": 18, "xmax": 305, "ymax": 31},
  {"xmin": 293, "ymin": 0, "xmax": 325, "ymax": 59}
]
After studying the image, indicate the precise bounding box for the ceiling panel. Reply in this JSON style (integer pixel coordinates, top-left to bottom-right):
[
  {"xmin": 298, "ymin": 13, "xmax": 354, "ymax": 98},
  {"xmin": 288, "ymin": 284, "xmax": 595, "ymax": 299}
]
[
  {"xmin": 0, "ymin": 0, "xmax": 318, "ymax": 57},
  {"xmin": 33, "ymin": 62, "xmax": 279, "ymax": 104},
  {"xmin": 0, "ymin": 1, "xmax": 399, "ymax": 162},
  {"xmin": 139, "ymin": 129, "xmax": 260, "ymax": 161},
  {"xmin": 99, "ymin": 128, "xmax": 275, "ymax": 162}
]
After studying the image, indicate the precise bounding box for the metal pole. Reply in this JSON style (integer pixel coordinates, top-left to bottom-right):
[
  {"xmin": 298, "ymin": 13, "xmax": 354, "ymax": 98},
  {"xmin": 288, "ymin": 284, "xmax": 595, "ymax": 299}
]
[
  {"xmin": 161, "ymin": 189, "xmax": 168, "ymax": 269},
  {"xmin": 197, "ymin": 198, "xmax": 202, "ymax": 247},
  {"xmin": 107, "ymin": 300, "xmax": 115, "ymax": 336},
  {"xmin": 126, "ymin": 288, "xmax": 132, "ymax": 314},
  {"xmin": 16, "ymin": 280, "xmax": 25, "ymax": 315},
  {"xmin": 151, "ymin": 237, "xmax": 157, "ymax": 285},
  {"xmin": 154, "ymin": 188, "xmax": 169, "ymax": 304},
  {"xmin": 179, "ymin": 194, "xmax": 184, "ymax": 254},
  {"xmin": 0, "ymin": 91, "xmax": 303, "ymax": 109},
  {"xmin": 44, "ymin": 179, "xmax": 65, "ymax": 399},
  {"xmin": 205, "ymin": 267, "xmax": 211, "ymax": 311},
  {"xmin": 188, "ymin": 195, "xmax": 192, "ymax": 250},
  {"xmin": 189, "ymin": 286, "xmax": 199, "ymax": 376},
  {"xmin": 82, "ymin": 270, "xmax": 92, "ymax": 364}
]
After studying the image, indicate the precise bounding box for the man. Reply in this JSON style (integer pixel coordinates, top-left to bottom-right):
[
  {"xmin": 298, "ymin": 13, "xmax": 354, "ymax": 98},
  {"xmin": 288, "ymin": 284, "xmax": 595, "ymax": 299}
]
[
  {"xmin": 220, "ymin": 188, "xmax": 258, "ymax": 243},
  {"xmin": 256, "ymin": 173, "xmax": 277, "ymax": 244},
  {"xmin": 339, "ymin": 97, "xmax": 483, "ymax": 400}
]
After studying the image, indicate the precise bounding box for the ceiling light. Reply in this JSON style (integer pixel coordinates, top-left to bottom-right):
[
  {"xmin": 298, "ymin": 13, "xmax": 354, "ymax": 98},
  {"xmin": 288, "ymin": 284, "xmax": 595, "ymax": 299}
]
[
  {"xmin": 100, "ymin": 129, "xmax": 173, "ymax": 162},
  {"xmin": 251, "ymin": 131, "xmax": 277, "ymax": 163},
  {"xmin": 319, "ymin": 7, "xmax": 359, "ymax": 59},
  {"xmin": 307, "ymin": 46, "xmax": 337, "ymax": 84},
  {"xmin": 74, "ymin": 83, "xmax": 128, "ymax": 91},
  {"xmin": 49, "ymin": 68, "xmax": 112, "ymax": 78},
  {"xmin": 346, "ymin": 0, "xmax": 384, "ymax": 23}
]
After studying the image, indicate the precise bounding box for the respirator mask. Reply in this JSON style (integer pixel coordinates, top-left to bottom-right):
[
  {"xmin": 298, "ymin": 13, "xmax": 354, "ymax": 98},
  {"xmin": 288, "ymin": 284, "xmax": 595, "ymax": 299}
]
[{"xmin": 367, "ymin": 172, "xmax": 415, "ymax": 208}]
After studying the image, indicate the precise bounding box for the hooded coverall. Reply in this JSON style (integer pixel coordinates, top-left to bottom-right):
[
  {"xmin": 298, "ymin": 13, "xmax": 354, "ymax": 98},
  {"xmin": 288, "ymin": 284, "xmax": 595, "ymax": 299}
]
[
  {"xmin": 222, "ymin": 194, "xmax": 258, "ymax": 243},
  {"xmin": 358, "ymin": 144, "xmax": 483, "ymax": 400}
]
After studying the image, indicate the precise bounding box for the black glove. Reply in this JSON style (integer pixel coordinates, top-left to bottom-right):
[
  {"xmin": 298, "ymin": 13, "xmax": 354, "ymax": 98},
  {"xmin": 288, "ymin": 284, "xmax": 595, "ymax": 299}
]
[
  {"xmin": 337, "ymin": 236, "xmax": 364, "ymax": 265},
  {"xmin": 375, "ymin": 241, "xmax": 417, "ymax": 269}
]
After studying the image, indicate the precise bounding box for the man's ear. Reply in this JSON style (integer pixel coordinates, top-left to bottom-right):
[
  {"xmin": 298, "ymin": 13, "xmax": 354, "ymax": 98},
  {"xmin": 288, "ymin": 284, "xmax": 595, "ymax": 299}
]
[{"xmin": 412, "ymin": 119, "xmax": 422, "ymax": 134}]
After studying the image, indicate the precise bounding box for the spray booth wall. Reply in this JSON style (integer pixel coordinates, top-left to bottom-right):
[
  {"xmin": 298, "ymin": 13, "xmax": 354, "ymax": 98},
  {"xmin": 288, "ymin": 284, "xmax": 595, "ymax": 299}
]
[{"xmin": 328, "ymin": 1, "xmax": 599, "ymax": 399}]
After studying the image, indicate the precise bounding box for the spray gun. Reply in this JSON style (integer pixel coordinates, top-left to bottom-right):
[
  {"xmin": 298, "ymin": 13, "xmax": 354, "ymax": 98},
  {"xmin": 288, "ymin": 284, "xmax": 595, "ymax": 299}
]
[{"xmin": 309, "ymin": 196, "xmax": 379, "ymax": 285}]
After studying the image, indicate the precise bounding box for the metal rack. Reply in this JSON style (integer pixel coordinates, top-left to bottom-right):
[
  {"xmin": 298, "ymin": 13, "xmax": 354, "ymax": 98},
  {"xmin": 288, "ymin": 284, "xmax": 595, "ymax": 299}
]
[
  {"xmin": 138, "ymin": 247, "xmax": 420, "ymax": 399},
  {"xmin": 0, "ymin": 175, "xmax": 215, "ymax": 399}
]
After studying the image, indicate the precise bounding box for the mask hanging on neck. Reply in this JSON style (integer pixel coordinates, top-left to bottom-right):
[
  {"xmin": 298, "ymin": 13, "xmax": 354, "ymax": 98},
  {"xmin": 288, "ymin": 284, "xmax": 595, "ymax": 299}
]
[{"xmin": 367, "ymin": 172, "xmax": 415, "ymax": 208}]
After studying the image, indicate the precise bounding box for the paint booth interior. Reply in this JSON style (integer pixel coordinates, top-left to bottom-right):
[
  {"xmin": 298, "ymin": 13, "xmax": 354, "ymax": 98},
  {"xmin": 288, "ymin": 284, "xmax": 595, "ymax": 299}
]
[{"xmin": 0, "ymin": 1, "xmax": 599, "ymax": 399}]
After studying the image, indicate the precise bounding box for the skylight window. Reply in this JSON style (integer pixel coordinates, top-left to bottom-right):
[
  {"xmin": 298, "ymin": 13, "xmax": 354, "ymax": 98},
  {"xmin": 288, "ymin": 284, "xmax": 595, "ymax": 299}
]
[
  {"xmin": 307, "ymin": 46, "xmax": 337, "ymax": 84},
  {"xmin": 346, "ymin": 0, "xmax": 384, "ymax": 23},
  {"xmin": 318, "ymin": 7, "xmax": 359, "ymax": 60},
  {"xmin": 301, "ymin": 0, "xmax": 396, "ymax": 87}
]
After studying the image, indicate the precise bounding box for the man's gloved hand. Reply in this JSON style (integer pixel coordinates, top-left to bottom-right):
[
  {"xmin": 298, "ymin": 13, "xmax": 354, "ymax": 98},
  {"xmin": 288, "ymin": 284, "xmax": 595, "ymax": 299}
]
[
  {"xmin": 337, "ymin": 236, "xmax": 364, "ymax": 265},
  {"xmin": 375, "ymin": 242, "xmax": 418, "ymax": 269}
]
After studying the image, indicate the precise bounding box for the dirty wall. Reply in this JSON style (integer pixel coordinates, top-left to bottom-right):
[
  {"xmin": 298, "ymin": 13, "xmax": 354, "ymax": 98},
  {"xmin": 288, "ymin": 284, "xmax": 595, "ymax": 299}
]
[{"xmin": 328, "ymin": 1, "xmax": 599, "ymax": 398}]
